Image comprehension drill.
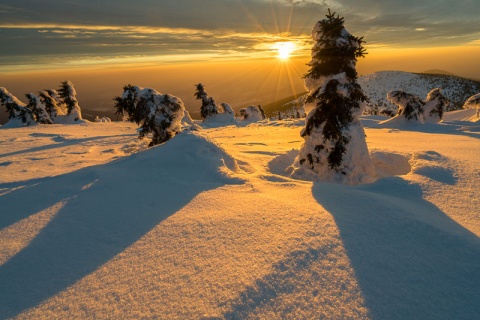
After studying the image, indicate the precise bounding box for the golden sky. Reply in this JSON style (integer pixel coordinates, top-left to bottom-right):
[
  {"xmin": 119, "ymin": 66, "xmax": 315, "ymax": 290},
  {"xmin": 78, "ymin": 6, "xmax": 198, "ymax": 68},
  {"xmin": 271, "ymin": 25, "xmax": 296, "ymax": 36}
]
[{"xmin": 1, "ymin": 1, "xmax": 479, "ymax": 112}]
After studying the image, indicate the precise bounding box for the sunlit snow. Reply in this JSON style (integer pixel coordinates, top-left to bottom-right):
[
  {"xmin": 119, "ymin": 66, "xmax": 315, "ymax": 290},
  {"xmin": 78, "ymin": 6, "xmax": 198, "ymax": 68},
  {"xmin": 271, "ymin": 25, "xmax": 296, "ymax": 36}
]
[{"xmin": 0, "ymin": 112, "xmax": 479, "ymax": 319}]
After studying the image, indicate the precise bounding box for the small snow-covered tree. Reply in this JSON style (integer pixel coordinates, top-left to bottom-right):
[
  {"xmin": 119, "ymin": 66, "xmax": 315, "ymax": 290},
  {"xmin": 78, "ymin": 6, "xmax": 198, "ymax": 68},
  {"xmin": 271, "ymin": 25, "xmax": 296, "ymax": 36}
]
[
  {"xmin": 220, "ymin": 102, "xmax": 235, "ymax": 116},
  {"xmin": 195, "ymin": 83, "xmax": 218, "ymax": 120},
  {"xmin": 240, "ymin": 105, "xmax": 263, "ymax": 122},
  {"xmin": 25, "ymin": 93, "xmax": 53, "ymax": 124},
  {"xmin": 39, "ymin": 90, "xmax": 65, "ymax": 121},
  {"xmin": 423, "ymin": 88, "xmax": 449, "ymax": 122},
  {"xmin": 386, "ymin": 91, "xmax": 425, "ymax": 122},
  {"xmin": 46, "ymin": 89, "xmax": 66, "ymax": 112},
  {"xmin": 58, "ymin": 81, "xmax": 82, "ymax": 121},
  {"xmin": 293, "ymin": 10, "xmax": 374, "ymax": 183},
  {"xmin": 463, "ymin": 93, "xmax": 480, "ymax": 118},
  {"xmin": 257, "ymin": 105, "xmax": 266, "ymax": 119},
  {"xmin": 114, "ymin": 85, "xmax": 185, "ymax": 146},
  {"xmin": 463, "ymin": 93, "xmax": 480, "ymax": 108},
  {"xmin": 0, "ymin": 87, "xmax": 36, "ymax": 126}
]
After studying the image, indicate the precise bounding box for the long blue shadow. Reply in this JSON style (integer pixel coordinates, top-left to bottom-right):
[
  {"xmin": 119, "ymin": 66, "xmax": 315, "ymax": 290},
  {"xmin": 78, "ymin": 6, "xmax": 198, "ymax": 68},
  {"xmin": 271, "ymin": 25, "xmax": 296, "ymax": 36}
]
[
  {"xmin": 312, "ymin": 177, "xmax": 480, "ymax": 319},
  {"xmin": 0, "ymin": 135, "xmax": 242, "ymax": 319}
]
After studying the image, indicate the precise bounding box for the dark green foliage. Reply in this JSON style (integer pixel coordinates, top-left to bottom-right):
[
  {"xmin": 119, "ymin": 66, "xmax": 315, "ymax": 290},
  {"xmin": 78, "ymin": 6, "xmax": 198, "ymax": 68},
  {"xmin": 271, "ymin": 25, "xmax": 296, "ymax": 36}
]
[
  {"xmin": 304, "ymin": 9, "xmax": 366, "ymax": 82},
  {"xmin": 258, "ymin": 105, "xmax": 266, "ymax": 119},
  {"xmin": 113, "ymin": 86, "xmax": 184, "ymax": 147},
  {"xmin": 39, "ymin": 91, "xmax": 62, "ymax": 118},
  {"xmin": 194, "ymin": 83, "xmax": 218, "ymax": 119},
  {"xmin": 58, "ymin": 81, "xmax": 78, "ymax": 116},
  {"xmin": 25, "ymin": 93, "xmax": 53, "ymax": 124},
  {"xmin": 388, "ymin": 91, "xmax": 425, "ymax": 120},
  {"xmin": 0, "ymin": 87, "xmax": 35, "ymax": 125},
  {"xmin": 114, "ymin": 84, "xmax": 141, "ymax": 122},
  {"xmin": 0, "ymin": 90, "xmax": 20, "ymax": 119},
  {"xmin": 426, "ymin": 88, "xmax": 449, "ymax": 120}
]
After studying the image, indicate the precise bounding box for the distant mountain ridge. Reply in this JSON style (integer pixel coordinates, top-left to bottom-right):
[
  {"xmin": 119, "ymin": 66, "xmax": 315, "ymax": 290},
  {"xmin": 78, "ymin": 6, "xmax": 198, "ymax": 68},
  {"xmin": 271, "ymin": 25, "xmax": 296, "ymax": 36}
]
[
  {"xmin": 259, "ymin": 71, "xmax": 480, "ymax": 117},
  {"xmin": 358, "ymin": 71, "xmax": 480, "ymax": 113},
  {"xmin": 2, "ymin": 71, "xmax": 479, "ymax": 125}
]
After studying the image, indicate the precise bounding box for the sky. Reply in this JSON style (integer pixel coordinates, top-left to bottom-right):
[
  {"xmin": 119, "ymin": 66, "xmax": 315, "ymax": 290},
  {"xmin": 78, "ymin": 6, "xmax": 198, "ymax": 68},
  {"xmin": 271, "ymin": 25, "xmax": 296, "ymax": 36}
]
[{"xmin": 1, "ymin": 0, "xmax": 479, "ymax": 115}]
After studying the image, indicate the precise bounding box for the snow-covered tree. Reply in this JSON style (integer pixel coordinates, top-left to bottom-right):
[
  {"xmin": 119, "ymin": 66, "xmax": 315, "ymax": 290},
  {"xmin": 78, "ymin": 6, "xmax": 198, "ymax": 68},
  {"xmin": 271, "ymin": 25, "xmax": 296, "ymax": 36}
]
[
  {"xmin": 387, "ymin": 91, "xmax": 425, "ymax": 122},
  {"xmin": 39, "ymin": 90, "xmax": 65, "ymax": 121},
  {"xmin": 220, "ymin": 102, "xmax": 235, "ymax": 116},
  {"xmin": 257, "ymin": 105, "xmax": 266, "ymax": 119},
  {"xmin": 0, "ymin": 87, "xmax": 36, "ymax": 126},
  {"xmin": 463, "ymin": 93, "xmax": 480, "ymax": 118},
  {"xmin": 58, "ymin": 81, "xmax": 82, "ymax": 121},
  {"xmin": 181, "ymin": 109, "xmax": 194, "ymax": 126},
  {"xmin": 423, "ymin": 88, "xmax": 449, "ymax": 122},
  {"xmin": 195, "ymin": 83, "xmax": 218, "ymax": 120},
  {"xmin": 114, "ymin": 85, "xmax": 185, "ymax": 146},
  {"xmin": 293, "ymin": 10, "xmax": 374, "ymax": 183},
  {"xmin": 46, "ymin": 89, "xmax": 66, "ymax": 110},
  {"xmin": 25, "ymin": 93, "xmax": 53, "ymax": 124},
  {"xmin": 239, "ymin": 105, "xmax": 263, "ymax": 122},
  {"xmin": 463, "ymin": 93, "xmax": 480, "ymax": 109}
]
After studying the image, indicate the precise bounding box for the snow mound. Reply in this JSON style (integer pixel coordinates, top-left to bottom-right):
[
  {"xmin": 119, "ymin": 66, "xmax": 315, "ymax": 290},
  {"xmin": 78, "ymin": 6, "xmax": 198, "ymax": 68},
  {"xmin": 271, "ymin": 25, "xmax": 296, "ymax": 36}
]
[
  {"xmin": 370, "ymin": 151, "xmax": 411, "ymax": 178},
  {"xmin": 0, "ymin": 130, "xmax": 243, "ymax": 318},
  {"xmin": 443, "ymin": 108, "xmax": 479, "ymax": 122},
  {"xmin": 409, "ymin": 151, "xmax": 457, "ymax": 185}
]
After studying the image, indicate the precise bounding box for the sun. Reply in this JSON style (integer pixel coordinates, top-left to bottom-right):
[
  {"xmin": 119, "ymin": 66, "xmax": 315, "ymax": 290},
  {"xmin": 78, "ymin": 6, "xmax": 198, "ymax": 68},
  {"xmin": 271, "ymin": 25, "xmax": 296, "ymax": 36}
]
[{"xmin": 275, "ymin": 42, "xmax": 296, "ymax": 60}]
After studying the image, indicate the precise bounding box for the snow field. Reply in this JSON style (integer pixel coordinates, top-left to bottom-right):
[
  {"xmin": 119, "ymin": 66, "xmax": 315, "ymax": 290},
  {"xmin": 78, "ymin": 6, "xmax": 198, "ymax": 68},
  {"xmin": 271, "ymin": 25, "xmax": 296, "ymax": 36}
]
[{"xmin": 1, "ymin": 113, "xmax": 479, "ymax": 319}]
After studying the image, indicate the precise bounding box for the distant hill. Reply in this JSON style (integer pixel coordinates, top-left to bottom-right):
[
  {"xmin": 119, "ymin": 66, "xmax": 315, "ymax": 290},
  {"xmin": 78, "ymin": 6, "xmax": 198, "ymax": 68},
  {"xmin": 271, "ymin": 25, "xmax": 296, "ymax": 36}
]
[
  {"xmin": 2, "ymin": 71, "xmax": 479, "ymax": 125},
  {"xmin": 261, "ymin": 92, "xmax": 307, "ymax": 117},
  {"xmin": 262, "ymin": 71, "xmax": 480, "ymax": 116},
  {"xmin": 421, "ymin": 69, "xmax": 457, "ymax": 77},
  {"xmin": 358, "ymin": 71, "xmax": 480, "ymax": 114}
]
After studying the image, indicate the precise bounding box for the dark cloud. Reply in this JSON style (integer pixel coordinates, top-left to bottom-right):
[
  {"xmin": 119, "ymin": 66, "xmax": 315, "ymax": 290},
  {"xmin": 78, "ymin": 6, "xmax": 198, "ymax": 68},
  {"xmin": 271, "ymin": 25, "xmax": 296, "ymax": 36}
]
[{"xmin": 0, "ymin": 0, "xmax": 479, "ymax": 69}]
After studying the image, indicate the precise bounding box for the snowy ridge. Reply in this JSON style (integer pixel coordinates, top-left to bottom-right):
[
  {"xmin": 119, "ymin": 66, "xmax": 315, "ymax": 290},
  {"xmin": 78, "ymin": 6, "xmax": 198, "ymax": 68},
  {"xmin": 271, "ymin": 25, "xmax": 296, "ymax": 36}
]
[{"xmin": 359, "ymin": 71, "xmax": 480, "ymax": 113}]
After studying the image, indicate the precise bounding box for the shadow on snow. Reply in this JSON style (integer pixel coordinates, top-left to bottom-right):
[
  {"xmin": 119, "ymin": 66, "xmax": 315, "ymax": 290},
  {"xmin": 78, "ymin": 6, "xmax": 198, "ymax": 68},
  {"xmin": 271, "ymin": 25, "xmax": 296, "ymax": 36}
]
[
  {"xmin": 0, "ymin": 134, "xmax": 241, "ymax": 319},
  {"xmin": 311, "ymin": 177, "xmax": 480, "ymax": 320}
]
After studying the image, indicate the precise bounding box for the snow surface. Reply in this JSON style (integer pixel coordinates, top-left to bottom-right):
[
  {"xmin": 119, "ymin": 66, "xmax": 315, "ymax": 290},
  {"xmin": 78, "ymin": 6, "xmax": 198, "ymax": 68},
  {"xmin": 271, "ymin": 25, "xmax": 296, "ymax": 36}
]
[{"xmin": 1, "ymin": 113, "xmax": 479, "ymax": 319}]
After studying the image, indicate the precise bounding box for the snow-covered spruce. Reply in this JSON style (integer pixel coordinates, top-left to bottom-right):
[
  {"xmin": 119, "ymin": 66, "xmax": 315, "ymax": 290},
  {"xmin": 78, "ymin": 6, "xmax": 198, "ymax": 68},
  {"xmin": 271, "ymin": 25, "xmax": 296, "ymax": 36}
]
[
  {"xmin": 194, "ymin": 83, "xmax": 218, "ymax": 120},
  {"xmin": 39, "ymin": 90, "xmax": 66, "ymax": 121},
  {"xmin": 463, "ymin": 93, "xmax": 480, "ymax": 118},
  {"xmin": 194, "ymin": 83, "xmax": 236, "ymax": 124},
  {"xmin": 26, "ymin": 93, "xmax": 53, "ymax": 124},
  {"xmin": 258, "ymin": 105, "xmax": 266, "ymax": 119},
  {"xmin": 386, "ymin": 91, "xmax": 425, "ymax": 123},
  {"xmin": 385, "ymin": 88, "xmax": 450, "ymax": 124},
  {"xmin": 204, "ymin": 102, "xmax": 235, "ymax": 124},
  {"xmin": 239, "ymin": 105, "xmax": 264, "ymax": 122},
  {"xmin": 114, "ymin": 85, "xmax": 185, "ymax": 146},
  {"xmin": 291, "ymin": 10, "xmax": 374, "ymax": 184},
  {"xmin": 0, "ymin": 87, "xmax": 36, "ymax": 127},
  {"xmin": 58, "ymin": 81, "xmax": 82, "ymax": 122},
  {"xmin": 181, "ymin": 109, "xmax": 194, "ymax": 126},
  {"xmin": 46, "ymin": 89, "xmax": 65, "ymax": 109},
  {"xmin": 423, "ymin": 88, "xmax": 449, "ymax": 123}
]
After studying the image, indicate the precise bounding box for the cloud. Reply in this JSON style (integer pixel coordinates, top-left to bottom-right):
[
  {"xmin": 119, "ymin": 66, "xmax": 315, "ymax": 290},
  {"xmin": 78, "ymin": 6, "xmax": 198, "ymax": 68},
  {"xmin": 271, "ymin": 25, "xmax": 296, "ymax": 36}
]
[{"xmin": 0, "ymin": 0, "xmax": 479, "ymax": 69}]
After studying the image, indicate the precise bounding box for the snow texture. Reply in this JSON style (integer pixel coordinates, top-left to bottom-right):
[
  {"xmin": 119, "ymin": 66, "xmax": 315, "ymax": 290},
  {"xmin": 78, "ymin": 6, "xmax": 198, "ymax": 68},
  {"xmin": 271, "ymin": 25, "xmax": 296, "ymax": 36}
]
[{"xmin": 0, "ymin": 112, "xmax": 479, "ymax": 319}]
